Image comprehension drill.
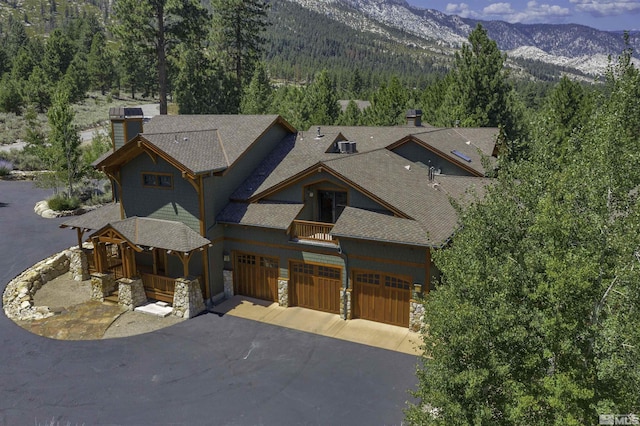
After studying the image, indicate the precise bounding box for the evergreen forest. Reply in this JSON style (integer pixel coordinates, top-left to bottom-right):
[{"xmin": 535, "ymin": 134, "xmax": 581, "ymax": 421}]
[{"xmin": 1, "ymin": 2, "xmax": 640, "ymax": 423}]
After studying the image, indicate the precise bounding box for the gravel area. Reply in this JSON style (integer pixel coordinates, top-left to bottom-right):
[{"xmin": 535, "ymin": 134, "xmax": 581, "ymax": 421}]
[
  {"xmin": 27, "ymin": 271, "xmax": 184, "ymax": 339},
  {"xmin": 33, "ymin": 272, "xmax": 92, "ymax": 308}
]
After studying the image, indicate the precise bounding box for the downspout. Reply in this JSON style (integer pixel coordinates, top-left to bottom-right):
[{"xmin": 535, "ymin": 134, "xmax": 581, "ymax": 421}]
[{"xmin": 337, "ymin": 240, "xmax": 349, "ymax": 320}]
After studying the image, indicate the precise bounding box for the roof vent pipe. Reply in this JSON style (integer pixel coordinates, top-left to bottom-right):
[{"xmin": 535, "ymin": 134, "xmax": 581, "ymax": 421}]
[{"xmin": 429, "ymin": 166, "xmax": 435, "ymax": 181}]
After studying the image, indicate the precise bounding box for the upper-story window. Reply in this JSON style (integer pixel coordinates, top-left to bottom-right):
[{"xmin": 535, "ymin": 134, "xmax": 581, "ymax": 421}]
[
  {"xmin": 318, "ymin": 190, "xmax": 347, "ymax": 223},
  {"xmin": 142, "ymin": 172, "xmax": 173, "ymax": 189}
]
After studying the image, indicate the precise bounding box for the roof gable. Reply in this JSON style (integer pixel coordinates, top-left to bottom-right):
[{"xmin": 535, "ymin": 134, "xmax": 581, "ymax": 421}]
[
  {"xmin": 242, "ymin": 148, "xmax": 492, "ymax": 246},
  {"xmin": 96, "ymin": 114, "xmax": 295, "ymax": 177},
  {"xmin": 90, "ymin": 217, "xmax": 210, "ymax": 253}
]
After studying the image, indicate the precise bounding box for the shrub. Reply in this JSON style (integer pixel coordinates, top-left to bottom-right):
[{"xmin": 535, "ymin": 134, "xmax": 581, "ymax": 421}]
[
  {"xmin": 47, "ymin": 195, "xmax": 81, "ymax": 211},
  {"xmin": 1, "ymin": 149, "xmax": 47, "ymax": 171},
  {"xmin": 0, "ymin": 159, "xmax": 13, "ymax": 176}
]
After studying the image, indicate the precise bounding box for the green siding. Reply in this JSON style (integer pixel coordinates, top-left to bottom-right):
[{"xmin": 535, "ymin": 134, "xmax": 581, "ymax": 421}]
[
  {"xmin": 126, "ymin": 120, "xmax": 143, "ymax": 143},
  {"xmin": 112, "ymin": 121, "xmax": 125, "ymax": 150},
  {"xmin": 392, "ymin": 141, "xmax": 473, "ymax": 176},
  {"xmin": 220, "ymin": 224, "xmax": 430, "ymax": 291},
  {"xmin": 207, "ymin": 224, "xmax": 225, "ymax": 297},
  {"xmin": 340, "ymin": 239, "xmax": 428, "ymax": 288},
  {"xmin": 121, "ymin": 154, "xmax": 200, "ymax": 232},
  {"xmin": 264, "ymin": 171, "xmax": 391, "ymax": 219},
  {"xmin": 202, "ymin": 124, "xmax": 291, "ymax": 230}
]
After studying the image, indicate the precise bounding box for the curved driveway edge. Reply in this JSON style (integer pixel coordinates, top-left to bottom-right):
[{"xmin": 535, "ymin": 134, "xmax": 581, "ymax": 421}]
[{"xmin": 1, "ymin": 180, "xmax": 419, "ymax": 425}]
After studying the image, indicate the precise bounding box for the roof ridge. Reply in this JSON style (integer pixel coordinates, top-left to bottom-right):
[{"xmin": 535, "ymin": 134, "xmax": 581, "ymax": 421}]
[
  {"xmin": 142, "ymin": 128, "xmax": 219, "ymax": 136},
  {"xmin": 217, "ymin": 128, "xmax": 230, "ymax": 167},
  {"xmin": 319, "ymin": 146, "xmax": 392, "ymax": 164}
]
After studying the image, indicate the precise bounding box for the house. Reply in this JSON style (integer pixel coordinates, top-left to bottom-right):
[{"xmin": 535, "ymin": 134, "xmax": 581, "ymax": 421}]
[{"xmin": 62, "ymin": 108, "xmax": 496, "ymax": 329}]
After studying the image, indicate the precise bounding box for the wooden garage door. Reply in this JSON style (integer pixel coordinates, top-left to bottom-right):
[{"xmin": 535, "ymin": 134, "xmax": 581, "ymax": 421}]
[
  {"xmin": 234, "ymin": 252, "xmax": 278, "ymax": 302},
  {"xmin": 290, "ymin": 262, "xmax": 341, "ymax": 314},
  {"xmin": 353, "ymin": 271, "xmax": 411, "ymax": 327}
]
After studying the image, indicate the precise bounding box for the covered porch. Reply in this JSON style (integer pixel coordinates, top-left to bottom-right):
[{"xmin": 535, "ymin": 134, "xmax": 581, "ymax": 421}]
[
  {"xmin": 61, "ymin": 205, "xmax": 211, "ymax": 307},
  {"xmin": 89, "ymin": 217, "xmax": 210, "ymax": 304}
]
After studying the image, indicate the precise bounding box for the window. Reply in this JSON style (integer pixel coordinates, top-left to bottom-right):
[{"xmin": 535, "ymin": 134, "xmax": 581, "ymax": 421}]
[
  {"xmin": 385, "ymin": 276, "xmax": 411, "ymax": 290},
  {"xmin": 318, "ymin": 190, "xmax": 347, "ymax": 223},
  {"xmin": 142, "ymin": 172, "xmax": 173, "ymax": 189},
  {"xmin": 318, "ymin": 266, "xmax": 341, "ymax": 280},
  {"xmin": 355, "ymin": 273, "xmax": 380, "ymax": 285}
]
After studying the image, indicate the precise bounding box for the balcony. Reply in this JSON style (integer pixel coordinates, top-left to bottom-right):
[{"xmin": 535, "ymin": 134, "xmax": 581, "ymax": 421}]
[{"xmin": 291, "ymin": 220, "xmax": 337, "ymax": 244}]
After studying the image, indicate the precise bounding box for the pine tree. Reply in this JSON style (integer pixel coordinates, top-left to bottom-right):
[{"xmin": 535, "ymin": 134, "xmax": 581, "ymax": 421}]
[
  {"xmin": 48, "ymin": 89, "xmax": 81, "ymax": 198},
  {"xmin": 337, "ymin": 100, "xmax": 362, "ymax": 125},
  {"xmin": 111, "ymin": 0, "xmax": 210, "ymax": 114},
  {"xmin": 174, "ymin": 47, "xmax": 234, "ymax": 114},
  {"xmin": 303, "ymin": 69, "xmax": 340, "ymax": 127},
  {"xmin": 61, "ymin": 53, "xmax": 90, "ymax": 103},
  {"xmin": 0, "ymin": 75, "xmax": 23, "ymax": 114},
  {"xmin": 25, "ymin": 66, "xmax": 52, "ymax": 112},
  {"xmin": 363, "ymin": 75, "xmax": 408, "ymax": 126},
  {"xmin": 87, "ymin": 32, "xmax": 113, "ymax": 95},
  {"xmin": 42, "ymin": 29, "xmax": 75, "ymax": 82},
  {"xmin": 240, "ymin": 62, "xmax": 273, "ymax": 114},
  {"xmin": 212, "ymin": 0, "xmax": 270, "ymax": 95}
]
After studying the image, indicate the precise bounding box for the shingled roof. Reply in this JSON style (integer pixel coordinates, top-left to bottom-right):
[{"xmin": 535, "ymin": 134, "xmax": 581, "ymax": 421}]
[
  {"xmin": 96, "ymin": 114, "xmax": 295, "ymax": 176},
  {"xmin": 226, "ymin": 123, "xmax": 495, "ymax": 247},
  {"xmin": 60, "ymin": 203, "xmax": 122, "ymax": 230},
  {"xmin": 90, "ymin": 217, "xmax": 210, "ymax": 253},
  {"xmin": 217, "ymin": 202, "xmax": 304, "ymax": 230},
  {"xmin": 323, "ymin": 150, "xmax": 491, "ymax": 246}
]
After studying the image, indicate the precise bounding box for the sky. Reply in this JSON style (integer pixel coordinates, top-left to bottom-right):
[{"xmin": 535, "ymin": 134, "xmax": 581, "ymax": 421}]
[{"xmin": 408, "ymin": 0, "xmax": 640, "ymax": 31}]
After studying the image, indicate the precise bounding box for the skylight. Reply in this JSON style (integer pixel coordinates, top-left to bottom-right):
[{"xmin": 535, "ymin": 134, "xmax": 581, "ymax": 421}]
[{"xmin": 451, "ymin": 150, "xmax": 472, "ymax": 162}]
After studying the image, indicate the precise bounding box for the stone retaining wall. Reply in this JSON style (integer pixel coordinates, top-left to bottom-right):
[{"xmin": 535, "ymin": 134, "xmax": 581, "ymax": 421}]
[{"xmin": 2, "ymin": 249, "xmax": 72, "ymax": 321}]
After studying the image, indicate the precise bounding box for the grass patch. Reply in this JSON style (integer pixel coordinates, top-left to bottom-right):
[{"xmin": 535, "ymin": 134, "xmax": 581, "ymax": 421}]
[{"xmin": 47, "ymin": 194, "xmax": 81, "ymax": 211}]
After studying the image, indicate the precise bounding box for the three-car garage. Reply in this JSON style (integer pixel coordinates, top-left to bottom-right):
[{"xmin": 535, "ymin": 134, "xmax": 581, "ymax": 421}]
[{"xmin": 233, "ymin": 252, "xmax": 412, "ymax": 328}]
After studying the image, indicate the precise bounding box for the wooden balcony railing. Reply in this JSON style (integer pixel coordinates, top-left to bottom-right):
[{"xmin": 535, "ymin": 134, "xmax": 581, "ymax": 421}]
[
  {"xmin": 292, "ymin": 220, "xmax": 336, "ymax": 244},
  {"xmin": 141, "ymin": 272, "xmax": 176, "ymax": 303}
]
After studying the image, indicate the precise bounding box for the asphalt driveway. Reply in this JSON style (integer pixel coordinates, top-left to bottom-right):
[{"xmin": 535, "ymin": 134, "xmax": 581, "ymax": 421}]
[{"xmin": 0, "ymin": 180, "xmax": 419, "ymax": 425}]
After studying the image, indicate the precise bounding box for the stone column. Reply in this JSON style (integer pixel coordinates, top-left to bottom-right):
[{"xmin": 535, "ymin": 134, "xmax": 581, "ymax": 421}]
[
  {"xmin": 172, "ymin": 278, "xmax": 205, "ymax": 319},
  {"xmin": 68, "ymin": 247, "xmax": 89, "ymax": 281},
  {"xmin": 90, "ymin": 273, "xmax": 115, "ymax": 302},
  {"xmin": 277, "ymin": 278, "xmax": 289, "ymax": 307},
  {"xmin": 409, "ymin": 283, "xmax": 425, "ymax": 332},
  {"xmin": 340, "ymin": 288, "xmax": 352, "ymax": 320},
  {"xmin": 118, "ymin": 277, "xmax": 146, "ymax": 310},
  {"xmin": 223, "ymin": 270, "xmax": 234, "ymax": 299}
]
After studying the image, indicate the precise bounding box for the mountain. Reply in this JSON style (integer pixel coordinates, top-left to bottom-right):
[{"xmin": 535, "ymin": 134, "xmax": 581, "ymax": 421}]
[{"xmin": 284, "ymin": 0, "xmax": 640, "ymax": 77}]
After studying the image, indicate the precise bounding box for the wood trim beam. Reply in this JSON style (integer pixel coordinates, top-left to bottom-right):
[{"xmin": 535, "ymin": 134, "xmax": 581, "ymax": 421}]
[
  {"xmin": 76, "ymin": 228, "xmax": 84, "ymax": 249},
  {"xmin": 248, "ymin": 163, "xmax": 409, "ymax": 219},
  {"xmin": 198, "ymin": 175, "xmax": 206, "ymax": 236},
  {"xmin": 202, "ymin": 248, "xmax": 210, "ymax": 300},
  {"xmin": 138, "ymin": 142, "xmax": 158, "ymax": 164},
  {"xmin": 425, "ymin": 248, "xmax": 431, "ymax": 295}
]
